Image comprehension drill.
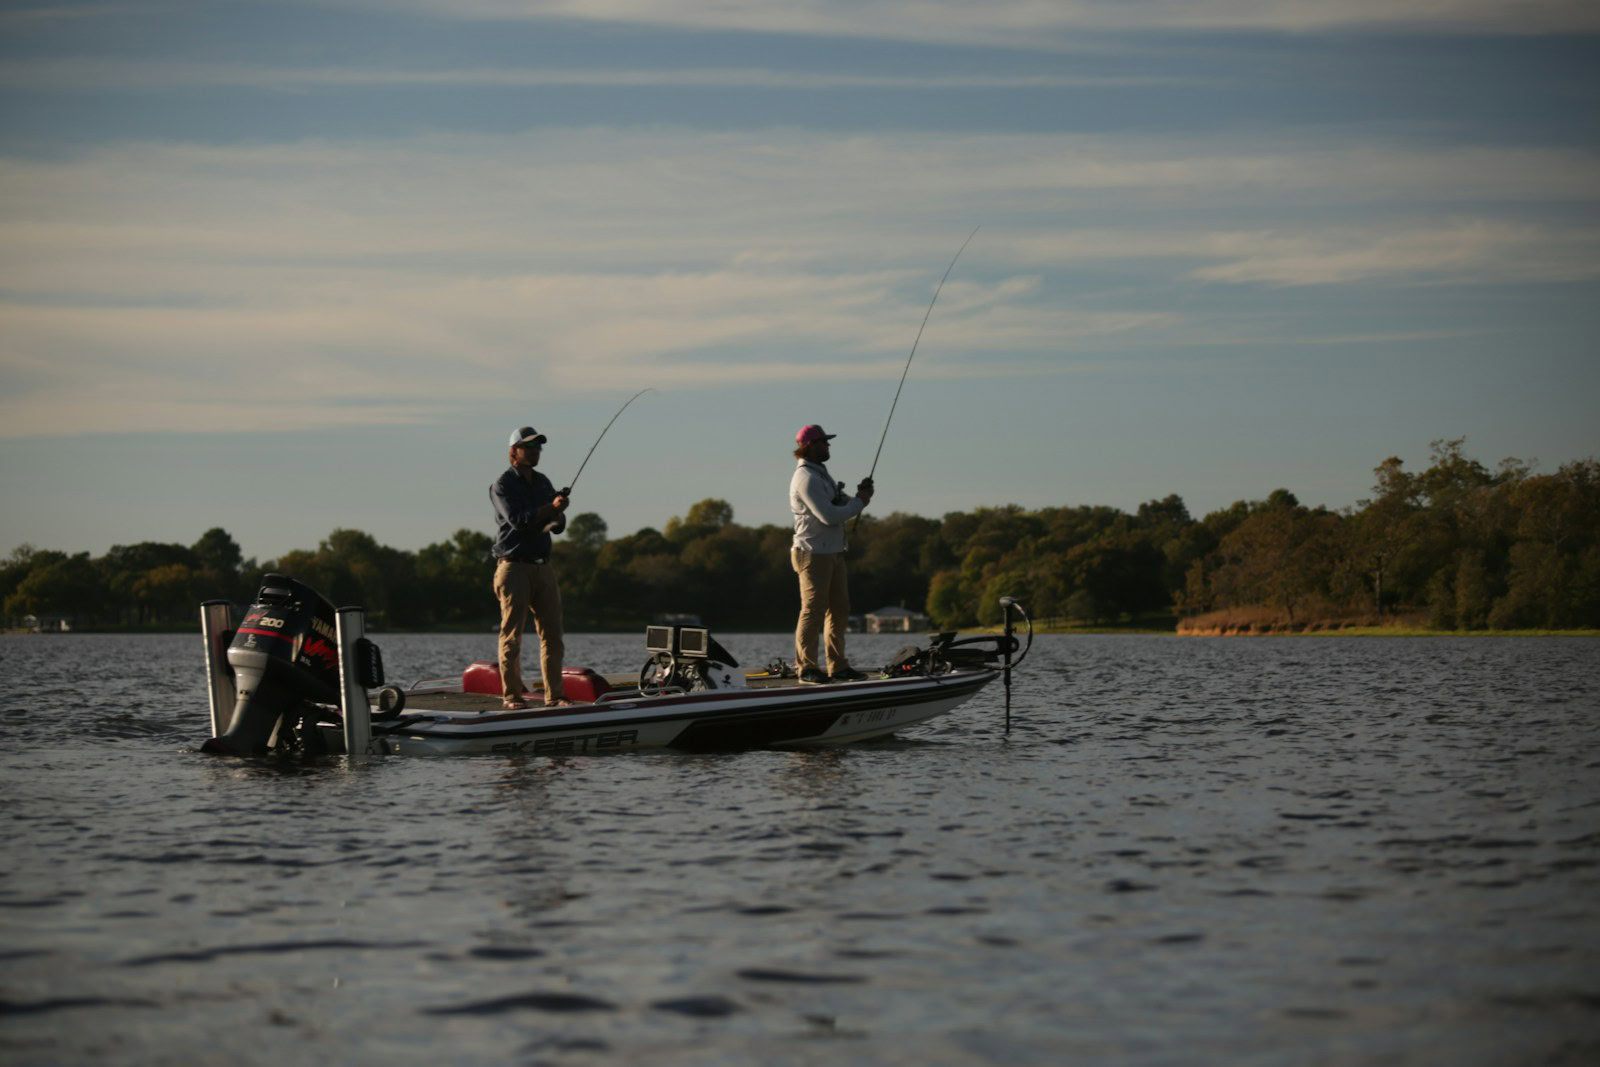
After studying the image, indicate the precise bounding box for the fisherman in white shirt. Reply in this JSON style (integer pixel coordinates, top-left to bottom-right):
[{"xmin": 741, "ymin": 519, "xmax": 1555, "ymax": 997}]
[{"xmin": 789, "ymin": 424, "xmax": 875, "ymax": 684}]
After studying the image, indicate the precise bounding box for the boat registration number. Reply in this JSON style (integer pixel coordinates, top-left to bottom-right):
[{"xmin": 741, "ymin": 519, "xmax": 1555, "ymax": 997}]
[{"xmin": 839, "ymin": 707, "xmax": 901, "ymax": 728}]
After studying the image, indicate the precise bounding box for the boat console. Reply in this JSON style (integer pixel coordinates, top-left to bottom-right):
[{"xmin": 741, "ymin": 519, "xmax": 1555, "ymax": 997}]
[{"xmin": 639, "ymin": 623, "xmax": 745, "ymax": 694}]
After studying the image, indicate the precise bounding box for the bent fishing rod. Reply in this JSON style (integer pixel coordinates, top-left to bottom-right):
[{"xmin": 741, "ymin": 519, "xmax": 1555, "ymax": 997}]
[
  {"xmin": 852, "ymin": 227, "xmax": 980, "ymax": 527},
  {"xmin": 866, "ymin": 226, "xmax": 980, "ymax": 481},
  {"xmin": 543, "ymin": 387, "xmax": 654, "ymax": 532}
]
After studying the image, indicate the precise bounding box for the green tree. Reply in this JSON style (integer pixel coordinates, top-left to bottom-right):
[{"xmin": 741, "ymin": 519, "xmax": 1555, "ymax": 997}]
[
  {"xmin": 852, "ymin": 512, "xmax": 941, "ymax": 618},
  {"xmin": 976, "ymin": 569, "xmax": 1029, "ymax": 626},
  {"xmin": 665, "ymin": 498, "xmax": 734, "ymax": 542},
  {"xmin": 1061, "ymin": 537, "xmax": 1167, "ymax": 621},
  {"xmin": 1453, "ymin": 549, "xmax": 1493, "ymax": 629},
  {"xmin": 925, "ymin": 569, "xmax": 976, "ymax": 629},
  {"xmin": 191, "ymin": 527, "xmax": 245, "ymax": 602},
  {"xmin": 1137, "ymin": 494, "xmax": 1206, "ymax": 605},
  {"xmin": 685, "ymin": 498, "xmax": 734, "ymax": 529},
  {"xmin": 8, "ymin": 441, "xmax": 1596, "ymax": 634},
  {"xmin": 4, "ymin": 552, "xmax": 106, "ymax": 621},
  {"xmin": 1, "ymin": 546, "xmax": 63, "ymax": 620},
  {"xmin": 1489, "ymin": 541, "xmax": 1564, "ymax": 629},
  {"xmin": 101, "ymin": 540, "xmax": 199, "ymax": 624},
  {"xmin": 1204, "ymin": 493, "xmax": 1347, "ymax": 622},
  {"xmin": 192, "ymin": 527, "xmax": 242, "ymax": 575},
  {"xmin": 134, "ymin": 563, "xmax": 199, "ymax": 623},
  {"xmin": 416, "ymin": 528, "xmax": 495, "ymax": 625},
  {"xmin": 566, "ymin": 512, "xmax": 609, "ymax": 550}
]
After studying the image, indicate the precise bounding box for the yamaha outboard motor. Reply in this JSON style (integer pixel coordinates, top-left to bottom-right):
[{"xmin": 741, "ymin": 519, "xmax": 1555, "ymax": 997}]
[{"xmin": 202, "ymin": 574, "xmax": 342, "ymax": 756}]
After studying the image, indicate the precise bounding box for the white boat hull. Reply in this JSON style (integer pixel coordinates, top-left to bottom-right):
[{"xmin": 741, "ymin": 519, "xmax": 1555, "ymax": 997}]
[{"xmin": 314, "ymin": 669, "xmax": 998, "ymax": 756}]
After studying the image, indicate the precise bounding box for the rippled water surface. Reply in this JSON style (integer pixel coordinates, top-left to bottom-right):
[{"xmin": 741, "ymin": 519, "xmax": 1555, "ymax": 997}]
[{"xmin": 2, "ymin": 632, "xmax": 1598, "ymax": 1065}]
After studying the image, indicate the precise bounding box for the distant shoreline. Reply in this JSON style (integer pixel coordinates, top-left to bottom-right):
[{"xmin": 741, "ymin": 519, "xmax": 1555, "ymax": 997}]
[
  {"xmin": 9, "ymin": 623, "xmax": 1598, "ymax": 639},
  {"xmin": 1174, "ymin": 608, "xmax": 1599, "ymax": 637},
  {"xmin": 974, "ymin": 615, "xmax": 1600, "ymax": 638},
  {"xmin": 1175, "ymin": 626, "xmax": 1600, "ymax": 638}
]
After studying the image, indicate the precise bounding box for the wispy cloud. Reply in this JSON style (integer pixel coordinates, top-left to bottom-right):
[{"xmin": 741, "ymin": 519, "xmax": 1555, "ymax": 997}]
[
  {"xmin": 1007, "ymin": 220, "xmax": 1600, "ymax": 286},
  {"xmin": 350, "ymin": 0, "xmax": 1600, "ymax": 40},
  {"xmin": 1187, "ymin": 220, "xmax": 1600, "ymax": 286},
  {"xmin": 0, "ymin": 59, "xmax": 1198, "ymax": 92},
  {"xmin": 3, "ymin": 127, "xmax": 1595, "ymax": 437},
  {"xmin": 6, "ymin": 132, "xmax": 1594, "ymax": 267},
  {"xmin": 0, "ymin": 4, "xmax": 139, "ymax": 28},
  {"xmin": 0, "ymin": 275, "xmax": 1166, "ymax": 438}
]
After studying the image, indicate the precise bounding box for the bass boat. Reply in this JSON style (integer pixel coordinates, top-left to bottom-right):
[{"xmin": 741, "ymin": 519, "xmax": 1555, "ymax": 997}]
[{"xmin": 198, "ymin": 575, "xmax": 1031, "ymax": 757}]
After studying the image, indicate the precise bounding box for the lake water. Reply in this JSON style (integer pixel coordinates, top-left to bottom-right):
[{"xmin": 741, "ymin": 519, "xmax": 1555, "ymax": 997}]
[{"xmin": 2, "ymin": 631, "xmax": 1597, "ymax": 1065}]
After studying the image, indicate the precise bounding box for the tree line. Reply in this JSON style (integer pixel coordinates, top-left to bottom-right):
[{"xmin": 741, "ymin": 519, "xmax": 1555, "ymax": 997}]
[{"xmin": 4, "ymin": 440, "xmax": 1597, "ymax": 632}]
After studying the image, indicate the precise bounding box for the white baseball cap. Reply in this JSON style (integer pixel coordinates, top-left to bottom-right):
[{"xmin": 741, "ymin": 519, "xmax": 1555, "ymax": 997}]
[{"xmin": 509, "ymin": 426, "xmax": 547, "ymax": 448}]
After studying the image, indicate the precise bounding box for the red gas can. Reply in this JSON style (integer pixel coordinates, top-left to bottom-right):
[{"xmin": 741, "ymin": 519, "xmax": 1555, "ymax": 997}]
[
  {"xmin": 558, "ymin": 667, "xmax": 611, "ymax": 704},
  {"xmin": 462, "ymin": 660, "xmax": 501, "ymax": 694},
  {"xmin": 460, "ymin": 661, "xmax": 611, "ymax": 703}
]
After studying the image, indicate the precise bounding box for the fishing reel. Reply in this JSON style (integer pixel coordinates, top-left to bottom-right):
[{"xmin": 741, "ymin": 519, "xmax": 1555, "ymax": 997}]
[
  {"xmin": 637, "ymin": 624, "xmax": 745, "ymax": 695},
  {"xmin": 763, "ymin": 658, "xmax": 797, "ymax": 679}
]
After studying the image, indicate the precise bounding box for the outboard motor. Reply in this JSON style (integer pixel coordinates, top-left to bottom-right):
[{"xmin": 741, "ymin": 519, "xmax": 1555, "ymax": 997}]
[{"xmin": 202, "ymin": 574, "xmax": 342, "ymax": 756}]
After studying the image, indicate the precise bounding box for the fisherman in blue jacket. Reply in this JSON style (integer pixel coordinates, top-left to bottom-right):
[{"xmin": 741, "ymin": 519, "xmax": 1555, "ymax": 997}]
[
  {"xmin": 491, "ymin": 426, "xmax": 573, "ymax": 709},
  {"xmin": 790, "ymin": 424, "xmax": 874, "ymax": 684}
]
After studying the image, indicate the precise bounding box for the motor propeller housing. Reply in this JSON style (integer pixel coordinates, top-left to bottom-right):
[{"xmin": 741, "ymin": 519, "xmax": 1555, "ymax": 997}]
[{"xmin": 202, "ymin": 574, "xmax": 342, "ymax": 755}]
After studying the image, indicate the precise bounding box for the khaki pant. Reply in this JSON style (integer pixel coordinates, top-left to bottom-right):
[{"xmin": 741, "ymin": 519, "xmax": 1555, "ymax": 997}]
[
  {"xmin": 494, "ymin": 560, "xmax": 565, "ymax": 701},
  {"xmin": 792, "ymin": 548, "xmax": 851, "ymax": 674}
]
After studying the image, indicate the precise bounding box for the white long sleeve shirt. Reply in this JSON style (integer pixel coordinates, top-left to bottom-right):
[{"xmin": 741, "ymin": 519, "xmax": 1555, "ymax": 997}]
[{"xmin": 790, "ymin": 459, "xmax": 865, "ymax": 553}]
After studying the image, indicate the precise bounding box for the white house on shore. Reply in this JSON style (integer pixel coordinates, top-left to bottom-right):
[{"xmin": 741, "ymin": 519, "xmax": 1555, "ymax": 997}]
[{"xmin": 865, "ymin": 604, "xmax": 930, "ymax": 633}]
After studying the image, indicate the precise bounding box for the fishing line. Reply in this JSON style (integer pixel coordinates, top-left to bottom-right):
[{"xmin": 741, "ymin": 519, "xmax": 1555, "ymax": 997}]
[
  {"xmin": 543, "ymin": 387, "xmax": 654, "ymax": 532},
  {"xmin": 565, "ymin": 387, "xmax": 654, "ymax": 493},
  {"xmin": 865, "ymin": 226, "xmax": 980, "ymax": 483}
]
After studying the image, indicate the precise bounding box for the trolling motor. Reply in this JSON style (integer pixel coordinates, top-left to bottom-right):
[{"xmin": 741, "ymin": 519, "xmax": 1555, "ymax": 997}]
[
  {"xmin": 201, "ymin": 574, "xmax": 385, "ymax": 756},
  {"xmin": 998, "ymin": 596, "xmax": 1030, "ymax": 733},
  {"xmin": 882, "ymin": 596, "xmax": 1032, "ymax": 731},
  {"xmin": 638, "ymin": 624, "xmax": 746, "ymax": 695},
  {"xmin": 882, "ymin": 611, "xmax": 1032, "ymax": 676}
]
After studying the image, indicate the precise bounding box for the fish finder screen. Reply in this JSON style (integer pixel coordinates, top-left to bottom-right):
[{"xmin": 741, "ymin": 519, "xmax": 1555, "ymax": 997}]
[
  {"xmin": 645, "ymin": 625, "xmax": 674, "ymax": 653},
  {"xmin": 678, "ymin": 627, "xmax": 709, "ymax": 657}
]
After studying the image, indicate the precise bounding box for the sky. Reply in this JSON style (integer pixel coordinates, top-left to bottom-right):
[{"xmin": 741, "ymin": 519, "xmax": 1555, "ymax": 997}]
[{"xmin": 1, "ymin": 0, "xmax": 1597, "ymax": 563}]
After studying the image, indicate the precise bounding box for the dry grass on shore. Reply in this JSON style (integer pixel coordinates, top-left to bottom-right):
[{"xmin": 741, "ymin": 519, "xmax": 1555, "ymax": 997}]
[{"xmin": 1177, "ymin": 608, "xmax": 1428, "ymax": 636}]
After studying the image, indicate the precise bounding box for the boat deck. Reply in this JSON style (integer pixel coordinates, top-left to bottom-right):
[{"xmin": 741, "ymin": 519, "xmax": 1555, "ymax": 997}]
[{"xmin": 385, "ymin": 670, "xmax": 807, "ymax": 715}]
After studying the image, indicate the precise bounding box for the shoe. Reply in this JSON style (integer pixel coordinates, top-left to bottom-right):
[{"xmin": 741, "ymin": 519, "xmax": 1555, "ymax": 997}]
[
  {"xmin": 501, "ymin": 697, "xmax": 530, "ymax": 710},
  {"xmin": 829, "ymin": 667, "xmax": 869, "ymax": 682},
  {"xmin": 798, "ymin": 667, "xmax": 828, "ymax": 685},
  {"xmin": 544, "ymin": 697, "xmax": 578, "ymax": 708}
]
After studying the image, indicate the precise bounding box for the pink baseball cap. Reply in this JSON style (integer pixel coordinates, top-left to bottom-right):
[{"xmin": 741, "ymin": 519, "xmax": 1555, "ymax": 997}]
[{"xmin": 796, "ymin": 424, "xmax": 836, "ymax": 445}]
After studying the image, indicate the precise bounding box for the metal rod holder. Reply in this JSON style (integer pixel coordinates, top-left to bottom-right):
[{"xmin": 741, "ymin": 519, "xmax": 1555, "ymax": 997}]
[
  {"xmin": 200, "ymin": 599, "xmax": 236, "ymax": 737},
  {"xmin": 336, "ymin": 607, "xmax": 373, "ymax": 757}
]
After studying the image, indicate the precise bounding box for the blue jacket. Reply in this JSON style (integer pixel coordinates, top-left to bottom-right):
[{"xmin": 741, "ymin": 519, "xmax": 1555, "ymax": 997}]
[{"xmin": 490, "ymin": 466, "xmax": 564, "ymax": 561}]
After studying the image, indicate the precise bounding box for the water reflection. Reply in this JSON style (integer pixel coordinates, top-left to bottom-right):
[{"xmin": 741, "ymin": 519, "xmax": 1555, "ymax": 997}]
[
  {"xmin": 491, "ymin": 753, "xmax": 572, "ymax": 793},
  {"xmin": 2, "ymin": 632, "xmax": 1598, "ymax": 1067},
  {"xmin": 774, "ymin": 748, "xmax": 852, "ymax": 800}
]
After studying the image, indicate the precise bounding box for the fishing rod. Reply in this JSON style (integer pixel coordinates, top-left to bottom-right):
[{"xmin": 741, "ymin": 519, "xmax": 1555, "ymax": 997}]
[
  {"xmin": 543, "ymin": 387, "xmax": 654, "ymax": 532},
  {"xmin": 865, "ymin": 226, "xmax": 980, "ymax": 483},
  {"xmin": 850, "ymin": 227, "xmax": 980, "ymax": 528}
]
